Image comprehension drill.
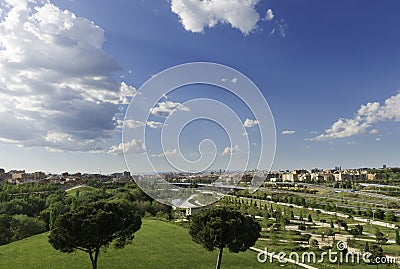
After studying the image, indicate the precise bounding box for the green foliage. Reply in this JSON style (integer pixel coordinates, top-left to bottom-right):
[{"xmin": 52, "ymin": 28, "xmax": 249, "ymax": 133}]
[
  {"xmin": 189, "ymin": 206, "xmax": 261, "ymax": 269},
  {"xmin": 0, "ymin": 214, "xmax": 12, "ymax": 245},
  {"xmin": 0, "ymin": 214, "xmax": 46, "ymax": 245},
  {"xmin": 49, "ymin": 200, "xmax": 142, "ymax": 269},
  {"xmin": 10, "ymin": 215, "xmax": 46, "ymax": 241},
  {"xmin": 385, "ymin": 210, "xmax": 398, "ymax": 222},
  {"xmin": 298, "ymin": 222, "xmax": 306, "ymax": 230},
  {"xmin": 189, "ymin": 206, "xmax": 261, "ymax": 252},
  {"xmin": 348, "ymin": 224, "xmax": 363, "ymax": 237},
  {"xmin": 368, "ymin": 244, "xmax": 384, "ymax": 265},
  {"xmin": 374, "ymin": 228, "xmax": 388, "ymax": 245},
  {"xmin": 374, "ymin": 209, "xmax": 385, "ymax": 220},
  {"xmin": 364, "ymin": 241, "xmax": 369, "ymax": 252},
  {"xmin": 309, "ymin": 238, "xmax": 319, "ymax": 250}
]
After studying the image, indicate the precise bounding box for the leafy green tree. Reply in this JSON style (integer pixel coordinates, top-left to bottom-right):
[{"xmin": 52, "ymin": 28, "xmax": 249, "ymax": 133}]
[
  {"xmin": 309, "ymin": 238, "xmax": 319, "ymax": 250},
  {"xmin": 298, "ymin": 222, "xmax": 306, "ymax": 230},
  {"xmin": 315, "ymin": 210, "xmax": 321, "ymax": 221},
  {"xmin": 364, "ymin": 241, "xmax": 369, "ymax": 253},
  {"xmin": 49, "ymin": 201, "xmax": 142, "ymax": 269},
  {"xmin": 269, "ymin": 225, "xmax": 278, "ymax": 243},
  {"xmin": 369, "ymin": 244, "xmax": 384, "ymax": 269},
  {"xmin": 375, "ymin": 209, "xmax": 385, "ymax": 220},
  {"xmin": 385, "ymin": 210, "xmax": 397, "ymax": 222},
  {"xmin": 325, "ymin": 228, "xmax": 335, "ymax": 241},
  {"xmin": 395, "ymin": 229, "xmax": 400, "ymax": 245},
  {"xmin": 189, "ymin": 206, "xmax": 261, "ymax": 269},
  {"xmin": 0, "ymin": 214, "xmax": 12, "ymax": 245},
  {"xmin": 374, "ymin": 228, "xmax": 388, "ymax": 245},
  {"xmin": 307, "ymin": 214, "xmax": 313, "ymax": 222},
  {"xmin": 10, "ymin": 215, "xmax": 46, "ymax": 241}
]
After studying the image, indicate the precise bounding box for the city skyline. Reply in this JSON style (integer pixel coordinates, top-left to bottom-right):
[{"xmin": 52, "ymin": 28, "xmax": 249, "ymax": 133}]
[{"xmin": 0, "ymin": 0, "xmax": 400, "ymax": 173}]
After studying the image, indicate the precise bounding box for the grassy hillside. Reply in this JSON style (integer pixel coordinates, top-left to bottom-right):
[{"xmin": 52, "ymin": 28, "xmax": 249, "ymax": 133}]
[
  {"xmin": 0, "ymin": 219, "xmax": 296, "ymax": 269},
  {"xmin": 65, "ymin": 185, "xmax": 97, "ymax": 196}
]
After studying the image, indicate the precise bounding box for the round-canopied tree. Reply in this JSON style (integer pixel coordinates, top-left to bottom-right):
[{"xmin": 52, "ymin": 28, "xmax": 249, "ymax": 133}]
[
  {"xmin": 49, "ymin": 200, "xmax": 142, "ymax": 269},
  {"xmin": 189, "ymin": 206, "xmax": 261, "ymax": 269}
]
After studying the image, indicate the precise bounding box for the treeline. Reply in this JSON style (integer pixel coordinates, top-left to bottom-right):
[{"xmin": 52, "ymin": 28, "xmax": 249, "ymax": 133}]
[
  {"xmin": 0, "ymin": 181, "xmax": 171, "ymax": 246},
  {"xmin": 0, "ymin": 183, "xmax": 54, "ymax": 245},
  {"xmin": 369, "ymin": 168, "xmax": 400, "ymax": 183}
]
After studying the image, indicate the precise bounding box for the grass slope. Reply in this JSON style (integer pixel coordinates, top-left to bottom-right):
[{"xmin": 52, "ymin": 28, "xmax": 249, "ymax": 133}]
[
  {"xmin": 65, "ymin": 186, "xmax": 97, "ymax": 197},
  {"xmin": 0, "ymin": 219, "xmax": 296, "ymax": 269}
]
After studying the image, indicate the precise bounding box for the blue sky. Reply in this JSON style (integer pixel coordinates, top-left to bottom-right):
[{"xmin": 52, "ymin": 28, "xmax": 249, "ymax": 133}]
[{"xmin": 0, "ymin": 0, "xmax": 399, "ymax": 173}]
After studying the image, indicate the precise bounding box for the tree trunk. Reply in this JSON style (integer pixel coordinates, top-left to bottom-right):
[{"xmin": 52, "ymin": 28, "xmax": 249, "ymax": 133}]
[
  {"xmin": 93, "ymin": 250, "xmax": 99, "ymax": 269},
  {"xmin": 88, "ymin": 251, "xmax": 97, "ymax": 269},
  {"xmin": 216, "ymin": 248, "xmax": 223, "ymax": 269}
]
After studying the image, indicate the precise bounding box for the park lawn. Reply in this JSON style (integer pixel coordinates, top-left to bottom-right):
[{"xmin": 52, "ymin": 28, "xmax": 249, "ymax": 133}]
[
  {"xmin": 65, "ymin": 185, "xmax": 97, "ymax": 196},
  {"xmin": 0, "ymin": 219, "xmax": 298, "ymax": 269},
  {"xmin": 362, "ymin": 225, "xmax": 397, "ymax": 241}
]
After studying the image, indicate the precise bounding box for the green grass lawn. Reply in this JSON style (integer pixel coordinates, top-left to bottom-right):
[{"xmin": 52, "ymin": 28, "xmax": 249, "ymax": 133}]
[
  {"xmin": 65, "ymin": 186, "xmax": 97, "ymax": 196},
  {"xmin": 0, "ymin": 219, "xmax": 299, "ymax": 269}
]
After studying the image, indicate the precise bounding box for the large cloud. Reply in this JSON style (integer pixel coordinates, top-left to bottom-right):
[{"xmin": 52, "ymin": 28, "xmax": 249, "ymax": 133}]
[
  {"xmin": 0, "ymin": 0, "xmax": 134, "ymax": 152},
  {"xmin": 108, "ymin": 139, "xmax": 145, "ymax": 155},
  {"xmin": 170, "ymin": 0, "xmax": 262, "ymax": 35},
  {"xmin": 311, "ymin": 92, "xmax": 400, "ymax": 141},
  {"xmin": 222, "ymin": 144, "xmax": 240, "ymax": 156}
]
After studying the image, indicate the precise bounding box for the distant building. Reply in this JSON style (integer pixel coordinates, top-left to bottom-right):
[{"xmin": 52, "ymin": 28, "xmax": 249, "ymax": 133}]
[
  {"xmin": 282, "ymin": 170, "xmax": 308, "ymax": 182},
  {"xmin": 32, "ymin": 172, "xmax": 46, "ymax": 180},
  {"xmin": 282, "ymin": 172, "xmax": 297, "ymax": 182},
  {"xmin": 10, "ymin": 170, "xmax": 27, "ymax": 180},
  {"xmin": 322, "ymin": 173, "xmax": 335, "ymax": 181}
]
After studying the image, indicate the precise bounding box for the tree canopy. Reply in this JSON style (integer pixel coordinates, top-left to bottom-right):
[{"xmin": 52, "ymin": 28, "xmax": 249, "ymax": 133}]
[
  {"xmin": 49, "ymin": 200, "xmax": 142, "ymax": 269},
  {"xmin": 189, "ymin": 206, "xmax": 261, "ymax": 269}
]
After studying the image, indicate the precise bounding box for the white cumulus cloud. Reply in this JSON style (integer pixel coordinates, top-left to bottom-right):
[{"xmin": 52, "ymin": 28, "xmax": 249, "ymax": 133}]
[
  {"xmin": 265, "ymin": 9, "xmax": 274, "ymax": 21},
  {"xmin": 243, "ymin": 118, "xmax": 259, "ymax": 128},
  {"xmin": 108, "ymin": 139, "xmax": 145, "ymax": 155},
  {"xmin": 0, "ymin": 0, "xmax": 135, "ymax": 152},
  {"xmin": 117, "ymin": 119, "xmax": 162, "ymax": 129},
  {"xmin": 311, "ymin": 92, "xmax": 400, "ymax": 141},
  {"xmin": 146, "ymin": 121, "xmax": 163, "ymax": 129},
  {"xmin": 170, "ymin": 0, "xmax": 261, "ymax": 35},
  {"xmin": 222, "ymin": 145, "xmax": 240, "ymax": 156},
  {"xmin": 150, "ymin": 101, "xmax": 190, "ymax": 118},
  {"xmin": 282, "ymin": 130, "xmax": 296, "ymax": 135}
]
